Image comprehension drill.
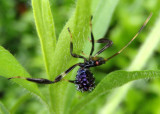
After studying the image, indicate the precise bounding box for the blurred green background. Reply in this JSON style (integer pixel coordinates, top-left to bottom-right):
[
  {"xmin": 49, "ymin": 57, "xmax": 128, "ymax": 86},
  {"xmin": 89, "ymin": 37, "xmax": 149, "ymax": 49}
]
[{"xmin": 0, "ymin": 0, "xmax": 160, "ymax": 114}]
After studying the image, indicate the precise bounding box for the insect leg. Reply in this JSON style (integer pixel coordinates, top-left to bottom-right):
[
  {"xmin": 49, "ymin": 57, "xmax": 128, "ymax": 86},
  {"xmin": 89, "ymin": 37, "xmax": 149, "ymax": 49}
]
[
  {"xmin": 9, "ymin": 63, "xmax": 82, "ymax": 84},
  {"xmin": 68, "ymin": 28, "xmax": 87, "ymax": 62},
  {"xmin": 88, "ymin": 16, "xmax": 112, "ymax": 57},
  {"xmin": 104, "ymin": 13, "xmax": 152, "ymax": 62},
  {"xmin": 94, "ymin": 38, "xmax": 113, "ymax": 57},
  {"xmin": 89, "ymin": 16, "xmax": 95, "ymax": 57},
  {"xmin": 53, "ymin": 63, "xmax": 81, "ymax": 83},
  {"xmin": 62, "ymin": 79, "xmax": 77, "ymax": 84},
  {"xmin": 8, "ymin": 76, "xmax": 54, "ymax": 84}
]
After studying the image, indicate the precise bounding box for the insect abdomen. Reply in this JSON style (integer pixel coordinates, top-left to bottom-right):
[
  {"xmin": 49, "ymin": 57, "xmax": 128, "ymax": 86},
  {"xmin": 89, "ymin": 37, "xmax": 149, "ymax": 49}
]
[{"xmin": 75, "ymin": 68, "xmax": 95, "ymax": 92}]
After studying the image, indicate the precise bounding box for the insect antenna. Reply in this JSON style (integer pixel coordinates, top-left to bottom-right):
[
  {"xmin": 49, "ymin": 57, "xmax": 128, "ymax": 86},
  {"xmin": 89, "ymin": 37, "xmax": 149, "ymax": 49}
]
[{"xmin": 104, "ymin": 13, "xmax": 152, "ymax": 62}]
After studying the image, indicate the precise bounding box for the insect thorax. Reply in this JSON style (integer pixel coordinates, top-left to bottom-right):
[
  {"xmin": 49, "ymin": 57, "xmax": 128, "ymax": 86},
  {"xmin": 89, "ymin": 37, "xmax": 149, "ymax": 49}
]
[{"xmin": 75, "ymin": 68, "xmax": 95, "ymax": 92}]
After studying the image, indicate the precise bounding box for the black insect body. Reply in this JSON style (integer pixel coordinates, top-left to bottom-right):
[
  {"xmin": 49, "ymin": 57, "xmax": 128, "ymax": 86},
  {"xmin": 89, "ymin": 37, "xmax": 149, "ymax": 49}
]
[
  {"xmin": 8, "ymin": 14, "xmax": 152, "ymax": 92},
  {"xmin": 75, "ymin": 68, "xmax": 95, "ymax": 91}
]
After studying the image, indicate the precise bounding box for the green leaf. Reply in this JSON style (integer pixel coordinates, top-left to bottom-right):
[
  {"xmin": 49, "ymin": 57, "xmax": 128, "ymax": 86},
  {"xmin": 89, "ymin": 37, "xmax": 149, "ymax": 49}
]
[
  {"xmin": 100, "ymin": 14, "xmax": 160, "ymax": 114},
  {"xmin": 49, "ymin": 0, "xmax": 91, "ymax": 114},
  {"xmin": 82, "ymin": 0, "xmax": 119, "ymax": 56},
  {"xmin": 71, "ymin": 70, "xmax": 160, "ymax": 113},
  {"xmin": 10, "ymin": 93, "xmax": 30, "ymax": 113},
  {"xmin": 0, "ymin": 101, "xmax": 10, "ymax": 114},
  {"xmin": 92, "ymin": 0, "xmax": 119, "ymax": 38},
  {"xmin": 32, "ymin": 0, "xmax": 56, "ymax": 78},
  {"xmin": 0, "ymin": 46, "xmax": 45, "ymax": 104}
]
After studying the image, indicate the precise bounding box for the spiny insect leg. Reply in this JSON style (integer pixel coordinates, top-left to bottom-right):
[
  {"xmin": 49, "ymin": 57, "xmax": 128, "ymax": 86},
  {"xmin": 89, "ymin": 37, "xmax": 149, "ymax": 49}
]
[
  {"xmin": 52, "ymin": 63, "xmax": 81, "ymax": 83},
  {"xmin": 9, "ymin": 63, "xmax": 82, "ymax": 84},
  {"xmin": 68, "ymin": 28, "xmax": 87, "ymax": 62},
  {"xmin": 89, "ymin": 16, "xmax": 95, "ymax": 57},
  {"xmin": 104, "ymin": 13, "xmax": 152, "ymax": 62},
  {"xmin": 8, "ymin": 76, "xmax": 54, "ymax": 84},
  {"xmin": 94, "ymin": 38, "xmax": 113, "ymax": 57}
]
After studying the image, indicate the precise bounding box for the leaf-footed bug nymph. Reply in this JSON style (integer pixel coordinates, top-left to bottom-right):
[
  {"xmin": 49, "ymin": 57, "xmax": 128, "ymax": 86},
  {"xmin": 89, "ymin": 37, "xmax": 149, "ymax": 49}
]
[{"xmin": 8, "ymin": 13, "xmax": 152, "ymax": 92}]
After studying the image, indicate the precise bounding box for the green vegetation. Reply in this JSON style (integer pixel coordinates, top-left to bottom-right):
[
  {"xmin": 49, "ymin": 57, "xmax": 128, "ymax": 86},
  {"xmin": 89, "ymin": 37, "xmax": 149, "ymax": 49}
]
[{"xmin": 0, "ymin": 0, "xmax": 160, "ymax": 114}]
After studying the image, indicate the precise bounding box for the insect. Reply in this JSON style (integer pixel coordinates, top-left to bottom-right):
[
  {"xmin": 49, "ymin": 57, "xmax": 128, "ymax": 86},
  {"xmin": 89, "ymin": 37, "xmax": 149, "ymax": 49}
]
[{"xmin": 8, "ymin": 13, "xmax": 152, "ymax": 92}]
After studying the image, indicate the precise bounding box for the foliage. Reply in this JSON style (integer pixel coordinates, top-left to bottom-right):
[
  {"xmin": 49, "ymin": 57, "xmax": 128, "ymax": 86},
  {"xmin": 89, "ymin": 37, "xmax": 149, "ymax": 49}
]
[{"xmin": 0, "ymin": 0, "xmax": 160, "ymax": 114}]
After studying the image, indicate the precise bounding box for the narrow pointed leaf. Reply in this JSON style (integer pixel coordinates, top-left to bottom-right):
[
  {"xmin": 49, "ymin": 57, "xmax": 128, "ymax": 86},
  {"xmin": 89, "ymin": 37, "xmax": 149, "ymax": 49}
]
[
  {"xmin": 50, "ymin": 0, "xmax": 91, "ymax": 114},
  {"xmin": 0, "ymin": 46, "xmax": 45, "ymax": 103},
  {"xmin": 92, "ymin": 0, "xmax": 119, "ymax": 38},
  {"xmin": 32, "ymin": 0, "xmax": 56, "ymax": 78},
  {"xmin": 71, "ymin": 70, "xmax": 160, "ymax": 113},
  {"xmin": 100, "ymin": 14, "xmax": 160, "ymax": 114}
]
